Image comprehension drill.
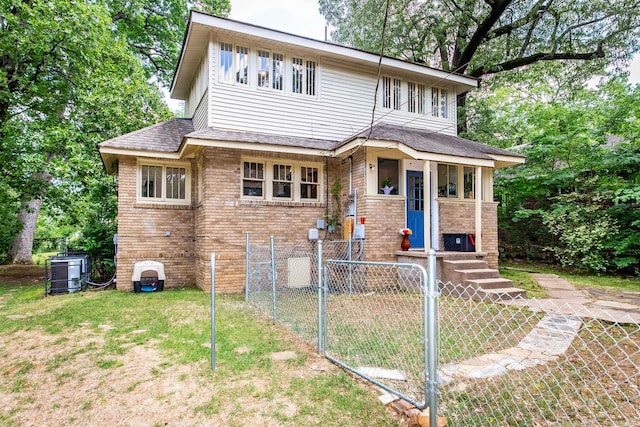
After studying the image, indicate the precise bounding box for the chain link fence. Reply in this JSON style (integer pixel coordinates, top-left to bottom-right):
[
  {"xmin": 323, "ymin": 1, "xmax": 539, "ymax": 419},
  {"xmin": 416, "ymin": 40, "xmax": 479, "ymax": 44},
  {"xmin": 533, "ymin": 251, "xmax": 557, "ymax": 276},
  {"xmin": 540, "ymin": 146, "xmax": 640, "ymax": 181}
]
[
  {"xmin": 438, "ymin": 284, "xmax": 640, "ymax": 426},
  {"xmin": 323, "ymin": 259, "xmax": 435, "ymax": 409},
  {"xmin": 245, "ymin": 234, "xmax": 640, "ymax": 425},
  {"xmin": 246, "ymin": 236, "xmax": 365, "ymax": 349}
]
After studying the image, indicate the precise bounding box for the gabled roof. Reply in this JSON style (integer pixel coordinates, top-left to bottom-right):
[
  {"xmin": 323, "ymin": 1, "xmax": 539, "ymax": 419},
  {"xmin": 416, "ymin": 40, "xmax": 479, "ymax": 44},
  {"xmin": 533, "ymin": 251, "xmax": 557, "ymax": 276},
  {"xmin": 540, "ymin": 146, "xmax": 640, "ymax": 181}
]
[
  {"xmin": 171, "ymin": 11, "xmax": 478, "ymax": 99},
  {"xmin": 338, "ymin": 123, "xmax": 524, "ymax": 162}
]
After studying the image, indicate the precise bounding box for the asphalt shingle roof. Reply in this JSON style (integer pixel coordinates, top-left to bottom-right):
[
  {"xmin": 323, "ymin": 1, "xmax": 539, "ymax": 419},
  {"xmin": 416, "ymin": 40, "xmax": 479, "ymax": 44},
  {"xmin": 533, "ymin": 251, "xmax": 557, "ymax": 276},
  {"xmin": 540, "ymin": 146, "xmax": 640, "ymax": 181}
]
[
  {"xmin": 186, "ymin": 127, "xmax": 336, "ymax": 151},
  {"xmin": 98, "ymin": 118, "xmax": 194, "ymax": 152},
  {"xmin": 98, "ymin": 119, "xmax": 522, "ymax": 162},
  {"xmin": 341, "ymin": 123, "xmax": 523, "ymax": 160}
]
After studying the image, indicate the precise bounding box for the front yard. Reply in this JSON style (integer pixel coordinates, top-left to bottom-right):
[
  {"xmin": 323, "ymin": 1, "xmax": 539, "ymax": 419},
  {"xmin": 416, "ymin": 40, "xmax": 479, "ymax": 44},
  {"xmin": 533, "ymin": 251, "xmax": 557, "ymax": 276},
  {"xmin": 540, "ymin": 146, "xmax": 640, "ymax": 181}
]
[{"xmin": 0, "ymin": 265, "xmax": 397, "ymax": 426}]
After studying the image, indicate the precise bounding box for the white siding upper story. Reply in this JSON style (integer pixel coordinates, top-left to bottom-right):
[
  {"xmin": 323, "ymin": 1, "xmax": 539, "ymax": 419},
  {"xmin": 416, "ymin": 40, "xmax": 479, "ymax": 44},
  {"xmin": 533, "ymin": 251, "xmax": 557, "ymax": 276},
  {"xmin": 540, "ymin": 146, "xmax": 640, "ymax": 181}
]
[
  {"xmin": 171, "ymin": 13, "xmax": 477, "ymax": 143},
  {"xmin": 185, "ymin": 52, "xmax": 208, "ymax": 119}
]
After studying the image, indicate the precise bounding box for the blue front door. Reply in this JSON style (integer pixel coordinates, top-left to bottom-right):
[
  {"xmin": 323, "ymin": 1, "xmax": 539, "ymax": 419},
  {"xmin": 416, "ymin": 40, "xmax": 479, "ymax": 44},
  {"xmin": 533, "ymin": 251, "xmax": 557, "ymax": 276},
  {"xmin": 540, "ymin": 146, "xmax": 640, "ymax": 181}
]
[{"xmin": 407, "ymin": 171, "xmax": 424, "ymax": 248}]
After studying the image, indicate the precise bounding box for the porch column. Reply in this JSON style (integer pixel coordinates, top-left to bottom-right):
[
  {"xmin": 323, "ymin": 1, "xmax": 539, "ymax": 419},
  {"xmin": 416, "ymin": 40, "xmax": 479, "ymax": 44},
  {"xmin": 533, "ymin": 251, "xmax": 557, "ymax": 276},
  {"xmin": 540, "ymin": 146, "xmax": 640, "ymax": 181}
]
[
  {"xmin": 475, "ymin": 166, "xmax": 482, "ymax": 252},
  {"xmin": 423, "ymin": 161, "xmax": 431, "ymax": 251}
]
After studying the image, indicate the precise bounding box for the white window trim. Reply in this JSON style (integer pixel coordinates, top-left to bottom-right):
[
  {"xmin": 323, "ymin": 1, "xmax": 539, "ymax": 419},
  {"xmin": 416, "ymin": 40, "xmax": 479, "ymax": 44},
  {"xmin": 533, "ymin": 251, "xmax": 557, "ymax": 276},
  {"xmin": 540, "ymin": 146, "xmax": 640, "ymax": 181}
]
[
  {"xmin": 217, "ymin": 39, "xmax": 319, "ymax": 98},
  {"xmin": 291, "ymin": 56, "xmax": 318, "ymax": 97},
  {"xmin": 256, "ymin": 48, "xmax": 285, "ymax": 92},
  {"xmin": 137, "ymin": 160, "xmax": 191, "ymax": 205},
  {"xmin": 241, "ymin": 157, "xmax": 323, "ymax": 202},
  {"xmin": 408, "ymin": 81, "xmax": 427, "ymax": 115},
  {"xmin": 382, "ymin": 76, "xmax": 404, "ymax": 111},
  {"xmin": 437, "ymin": 164, "xmax": 492, "ymax": 201},
  {"xmin": 432, "ymin": 86, "xmax": 449, "ymax": 119},
  {"xmin": 219, "ymin": 41, "xmax": 250, "ymax": 86}
]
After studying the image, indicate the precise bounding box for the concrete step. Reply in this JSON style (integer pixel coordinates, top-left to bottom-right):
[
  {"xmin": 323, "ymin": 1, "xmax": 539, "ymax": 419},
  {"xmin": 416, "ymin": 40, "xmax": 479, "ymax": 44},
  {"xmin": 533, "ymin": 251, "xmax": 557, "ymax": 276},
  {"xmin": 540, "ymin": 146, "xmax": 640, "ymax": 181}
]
[
  {"xmin": 455, "ymin": 268, "xmax": 501, "ymax": 280},
  {"xmin": 443, "ymin": 259, "xmax": 487, "ymax": 270},
  {"xmin": 467, "ymin": 277, "xmax": 515, "ymax": 290},
  {"xmin": 443, "ymin": 259, "xmax": 488, "ymax": 273},
  {"xmin": 477, "ymin": 287, "xmax": 527, "ymax": 302}
]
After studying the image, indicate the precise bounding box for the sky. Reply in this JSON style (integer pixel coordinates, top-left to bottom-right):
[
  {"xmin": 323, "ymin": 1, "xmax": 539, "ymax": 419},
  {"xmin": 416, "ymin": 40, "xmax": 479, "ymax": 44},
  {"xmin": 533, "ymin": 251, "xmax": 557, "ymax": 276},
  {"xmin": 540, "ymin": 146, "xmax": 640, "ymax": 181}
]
[
  {"xmin": 228, "ymin": 0, "xmax": 640, "ymax": 84},
  {"xmin": 229, "ymin": 0, "xmax": 328, "ymax": 41}
]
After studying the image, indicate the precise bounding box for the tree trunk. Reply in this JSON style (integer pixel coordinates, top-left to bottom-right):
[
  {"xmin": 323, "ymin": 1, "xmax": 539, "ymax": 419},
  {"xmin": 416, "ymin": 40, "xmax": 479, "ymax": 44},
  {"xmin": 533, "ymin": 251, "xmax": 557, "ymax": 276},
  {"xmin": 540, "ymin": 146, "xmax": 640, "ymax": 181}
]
[
  {"xmin": 9, "ymin": 198, "xmax": 43, "ymax": 264},
  {"xmin": 457, "ymin": 92, "xmax": 468, "ymax": 135}
]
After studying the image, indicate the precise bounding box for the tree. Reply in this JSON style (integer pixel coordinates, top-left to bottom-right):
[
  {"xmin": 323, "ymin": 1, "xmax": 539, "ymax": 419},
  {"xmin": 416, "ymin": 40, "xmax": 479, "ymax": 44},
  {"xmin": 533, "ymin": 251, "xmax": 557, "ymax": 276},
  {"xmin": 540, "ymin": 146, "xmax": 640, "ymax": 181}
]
[
  {"xmin": 470, "ymin": 77, "xmax": 640, "ymax": 273},
  {"xmin": 319, "ymin": 0, "xmax": 640, "ymax": 126},
  {"xmin": 0, "ymin": 0, "xmax": 230, "ymax": 264},
  {"xmin": 106, "ymin": 0, "xmax": 230, "ymax": 86}
]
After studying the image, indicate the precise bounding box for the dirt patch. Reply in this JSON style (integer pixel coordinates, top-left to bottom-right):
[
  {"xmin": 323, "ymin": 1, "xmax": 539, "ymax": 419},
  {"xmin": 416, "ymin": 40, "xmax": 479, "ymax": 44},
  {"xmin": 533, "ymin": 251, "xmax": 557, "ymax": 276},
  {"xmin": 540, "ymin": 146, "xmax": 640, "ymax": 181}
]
[
  {"xmin": 0, "ymin": 328, "xmax": 302, "ymax": 426},
  {"xmin": 0, "ymin": 264, "xmax": 44, "ymax": 287}
]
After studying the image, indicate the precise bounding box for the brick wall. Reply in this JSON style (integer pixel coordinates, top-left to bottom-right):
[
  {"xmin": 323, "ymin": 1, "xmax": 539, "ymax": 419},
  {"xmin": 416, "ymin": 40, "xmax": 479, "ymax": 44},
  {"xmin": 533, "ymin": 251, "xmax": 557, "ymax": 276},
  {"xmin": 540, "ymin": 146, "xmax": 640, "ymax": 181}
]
[
  {"xmin": 116, "ymin": 157, "xmax": 196, "ymax": 291},
  {"xmin": 116, "ymin": 150, "xmax": 501, "ymax": 293},
  {"xmin": 193, "ymin": 148, "xmax": 334, "ymax": 293},
  {"xmin": 437, "ymin": 200, "xmax": 499, "ymax": 268}
]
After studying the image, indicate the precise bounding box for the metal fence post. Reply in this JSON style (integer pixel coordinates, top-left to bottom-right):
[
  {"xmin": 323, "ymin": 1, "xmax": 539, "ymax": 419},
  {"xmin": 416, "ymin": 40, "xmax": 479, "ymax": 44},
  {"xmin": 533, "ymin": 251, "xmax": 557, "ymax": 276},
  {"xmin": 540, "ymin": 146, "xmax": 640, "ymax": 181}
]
[
  {"xmin": 210, "ymin": 252, "xmax": 216, "ymax": 371},
  {"xmin": 245, "ymin": 232, "xmax": 250, "ymax": 302},
  {"xmin": 270, "ymin": 236, "xmax": 277, "ymax": 322},
  {"xmin": 323, "ymin": 261, "xmax": 329, "ymax": 353},
  {"xmin": 427, "ymin": 249, "xmax": 438, "ymax": 427},
  {"xmin": 317, "ymin": 239, "xmax": 323, "ymax": 354},
  {"xmin": 348, "ymin": 232, "xmax": 353, "ymax": 294}
]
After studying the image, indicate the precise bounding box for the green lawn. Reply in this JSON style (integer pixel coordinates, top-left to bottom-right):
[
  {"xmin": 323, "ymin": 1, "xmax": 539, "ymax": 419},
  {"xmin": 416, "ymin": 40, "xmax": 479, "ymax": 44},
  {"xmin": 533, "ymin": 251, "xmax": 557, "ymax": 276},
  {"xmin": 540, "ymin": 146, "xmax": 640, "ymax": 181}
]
[
  {"xmin": 0, "ymin": 273, "xmax": 398, "ymax": 426},
  {"xmin": 501, "ymin": 261, "xmax": 640, "ymax": 293}
]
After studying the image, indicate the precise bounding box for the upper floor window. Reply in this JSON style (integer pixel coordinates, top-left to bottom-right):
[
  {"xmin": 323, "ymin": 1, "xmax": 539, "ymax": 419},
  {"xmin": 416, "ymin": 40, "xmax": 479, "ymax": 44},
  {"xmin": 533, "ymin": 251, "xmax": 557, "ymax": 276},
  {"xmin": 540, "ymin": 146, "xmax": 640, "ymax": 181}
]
[
  {"xmin": 242, "ymin": 159, "xmax": 322, "ymax": 202},
  {"xmin": 257, "ymin": 50, "xmax": 270, "ymax": 88},
  {"xmin": 408, "ymin": 82, "xmax": 427, "ymax": 114},
  {"xmin": 432, "ymin": 87, "xmax": 449, "ymax": 118},
  {"xmin": 292, "ymin": 57, "xmax": 317, "ymax": 96},
  {"xmin": 257, "ymin": 49, "xmax": 284, "ymax": 90},
  {"xmin": 220, "ymin": 42, "xmax": 233, "ymax": 83},
  {"xmin": 219, "ymin": 42, "xmax": 318, "ymax": 97},
  {"xmin": 383, "ymin": 77, "xmax": 401, "ymax": 110},
  {"xmin": 220, "ymin": 42, "xmax": 249, "ymax": 85},
  {"xmin": 272, "ymin": 52, "xmax": 284, "ymax": 91},
  {"xmin": 139, "ymin": 162, "xmax": 190, "ymax": 204},
  {"xmin": 236, "ymin": 45, "xmax": 249, "ymax": 85}
]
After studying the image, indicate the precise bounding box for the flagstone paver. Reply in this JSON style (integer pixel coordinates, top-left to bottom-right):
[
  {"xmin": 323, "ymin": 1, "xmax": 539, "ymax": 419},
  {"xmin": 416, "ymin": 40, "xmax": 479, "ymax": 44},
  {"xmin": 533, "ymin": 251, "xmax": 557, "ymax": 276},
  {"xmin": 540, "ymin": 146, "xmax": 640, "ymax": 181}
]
[{"xmin": 439, "ymin": 273, "xmax": 640, "ymax": 385}]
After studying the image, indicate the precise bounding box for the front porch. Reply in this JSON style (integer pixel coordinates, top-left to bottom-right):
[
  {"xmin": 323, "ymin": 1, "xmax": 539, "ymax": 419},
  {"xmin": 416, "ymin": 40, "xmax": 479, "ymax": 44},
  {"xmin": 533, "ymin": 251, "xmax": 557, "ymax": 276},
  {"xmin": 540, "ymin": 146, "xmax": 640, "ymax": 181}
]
[{"xmin": 396, "ymin": 250, "xmax": 526, "ymax": 301}]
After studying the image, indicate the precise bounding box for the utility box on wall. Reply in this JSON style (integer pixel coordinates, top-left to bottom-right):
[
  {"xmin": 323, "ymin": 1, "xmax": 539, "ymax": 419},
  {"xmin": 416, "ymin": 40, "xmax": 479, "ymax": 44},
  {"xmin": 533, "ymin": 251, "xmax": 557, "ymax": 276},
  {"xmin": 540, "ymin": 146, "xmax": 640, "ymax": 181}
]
[{"xmin": 443, "ymin": 233, "xmax": 476, "ymax": 252}]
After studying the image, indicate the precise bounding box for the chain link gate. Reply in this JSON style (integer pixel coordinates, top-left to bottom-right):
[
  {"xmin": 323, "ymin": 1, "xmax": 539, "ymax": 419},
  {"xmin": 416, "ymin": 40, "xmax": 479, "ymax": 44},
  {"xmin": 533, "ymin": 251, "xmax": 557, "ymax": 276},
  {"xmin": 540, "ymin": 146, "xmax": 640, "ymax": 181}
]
[
  {"xmin": 246, "ymin": 234, "xmax": 439, "ymax": 424},
  {"xmin": 321, "ymin": 257, "xmax": 438, "ymax": 418}
]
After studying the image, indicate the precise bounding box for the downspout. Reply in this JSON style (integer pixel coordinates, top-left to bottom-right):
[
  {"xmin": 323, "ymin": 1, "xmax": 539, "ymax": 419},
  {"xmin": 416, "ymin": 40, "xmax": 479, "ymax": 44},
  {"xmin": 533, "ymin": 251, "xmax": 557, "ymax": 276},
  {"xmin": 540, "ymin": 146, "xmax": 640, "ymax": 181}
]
[{"xmin": 325, "ymin": 156, "xmax": 329, "ymax": 223}]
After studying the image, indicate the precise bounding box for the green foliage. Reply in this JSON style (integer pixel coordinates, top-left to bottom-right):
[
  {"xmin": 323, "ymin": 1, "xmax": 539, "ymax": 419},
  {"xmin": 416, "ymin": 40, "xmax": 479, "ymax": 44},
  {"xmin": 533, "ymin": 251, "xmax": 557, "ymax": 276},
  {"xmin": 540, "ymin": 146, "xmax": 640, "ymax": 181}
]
[
  {"xmin": 543, "ymin": 195, "xmax": 618, "ymax": 272},
  {"xmin": 106, "ymin": 0, "xmax": 231, "ymax": 86},
  {"xmin": 319, "ymin": 0, "xmax": 639, "ymax": 79},
  {"xmin": 0, "ymin": 181, "xmax": 20, "ymax": 263},
  {"xmin": 470, "ymin": 77, "xmax": 640, "ymax": 274},
  {"xmin": 0, "ymin": 0, "xmax": 231, "ymax": 264}
]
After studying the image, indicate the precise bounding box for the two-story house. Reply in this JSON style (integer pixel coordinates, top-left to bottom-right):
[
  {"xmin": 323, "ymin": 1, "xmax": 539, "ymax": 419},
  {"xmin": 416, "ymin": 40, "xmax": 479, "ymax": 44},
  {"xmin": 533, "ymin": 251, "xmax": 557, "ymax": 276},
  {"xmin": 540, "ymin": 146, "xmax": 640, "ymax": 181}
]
[{"xmin": 98, "ymin": 11, "xmax": 524, "ymax": 293}]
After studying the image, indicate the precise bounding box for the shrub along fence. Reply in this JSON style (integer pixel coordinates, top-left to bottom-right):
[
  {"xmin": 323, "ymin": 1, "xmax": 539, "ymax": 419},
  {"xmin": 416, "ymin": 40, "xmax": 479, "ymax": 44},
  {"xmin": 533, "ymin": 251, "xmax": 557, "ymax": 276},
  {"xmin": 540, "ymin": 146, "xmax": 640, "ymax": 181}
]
[{"xmin": 245, "ymin": 234, "xmax": 640, "ymax": 425}]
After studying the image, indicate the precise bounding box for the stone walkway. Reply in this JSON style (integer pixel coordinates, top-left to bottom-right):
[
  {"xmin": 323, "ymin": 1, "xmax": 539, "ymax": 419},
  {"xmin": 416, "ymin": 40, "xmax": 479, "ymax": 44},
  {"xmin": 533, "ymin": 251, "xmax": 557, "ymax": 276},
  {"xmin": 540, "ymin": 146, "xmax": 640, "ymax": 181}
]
[
  {"xmin": 503, "ymin": 273, "xmax": 640, "ymax": 324},
  {"xmin": 438, "ymin": 273, "xmax": 640, "ymax": 385}
]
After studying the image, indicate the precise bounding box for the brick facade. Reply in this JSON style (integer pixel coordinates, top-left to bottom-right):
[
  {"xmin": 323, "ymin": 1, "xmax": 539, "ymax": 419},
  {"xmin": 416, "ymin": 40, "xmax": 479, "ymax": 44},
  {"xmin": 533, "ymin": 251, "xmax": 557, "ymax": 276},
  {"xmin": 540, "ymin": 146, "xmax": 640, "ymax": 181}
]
[
  {"xmin": 115, "ymin": 150, "xmax": 501, "ymax": 293},
  {"xmin": 437, "ymin": 200, "xmax": 499, "ymax": 268},
  {"xmin": 115, "ymin": 157, "xmax": 196, "ymax": 291}
]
